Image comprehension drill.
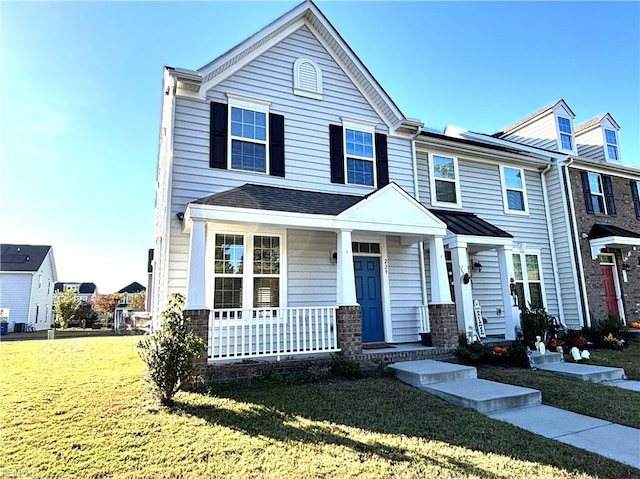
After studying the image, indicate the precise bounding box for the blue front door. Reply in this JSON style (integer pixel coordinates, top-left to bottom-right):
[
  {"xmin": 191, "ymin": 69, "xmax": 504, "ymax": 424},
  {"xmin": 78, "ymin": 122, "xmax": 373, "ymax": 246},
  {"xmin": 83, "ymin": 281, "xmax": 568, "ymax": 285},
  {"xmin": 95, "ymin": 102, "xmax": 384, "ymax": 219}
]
[{"xmin": 354, "ymin": 256, "xmax": 384, "ymax": 343}]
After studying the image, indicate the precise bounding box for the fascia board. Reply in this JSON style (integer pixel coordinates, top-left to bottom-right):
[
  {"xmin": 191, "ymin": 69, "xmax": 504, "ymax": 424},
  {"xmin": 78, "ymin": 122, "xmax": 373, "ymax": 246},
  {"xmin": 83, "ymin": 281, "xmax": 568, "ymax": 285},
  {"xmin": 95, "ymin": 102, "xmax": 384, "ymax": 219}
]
[
  {"xmin": 569, "ymin": 159, "xmax": 640, "ymax": 179},
  {"xmin": 589, "ymin": 236, "xmax": 640, "ymax": 259},
  {"xmin": 444, "ymin": 235, "xmax": 513, "ymax": 249}
]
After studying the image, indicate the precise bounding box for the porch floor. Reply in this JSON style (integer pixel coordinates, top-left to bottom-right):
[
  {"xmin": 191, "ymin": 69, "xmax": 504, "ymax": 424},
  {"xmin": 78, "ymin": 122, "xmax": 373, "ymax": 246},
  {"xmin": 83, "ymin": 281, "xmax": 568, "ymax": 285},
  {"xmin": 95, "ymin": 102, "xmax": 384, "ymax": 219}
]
[{"xmin": 359, "ymin": 342, "xmax": 454, "ymax": 363}]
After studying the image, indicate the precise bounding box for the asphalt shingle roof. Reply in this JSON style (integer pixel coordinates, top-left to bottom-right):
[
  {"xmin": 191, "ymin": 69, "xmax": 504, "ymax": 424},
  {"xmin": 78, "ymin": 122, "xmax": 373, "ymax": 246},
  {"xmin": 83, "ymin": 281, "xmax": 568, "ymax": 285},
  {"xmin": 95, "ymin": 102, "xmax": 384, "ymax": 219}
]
[
  {"xmin": 429, "ymin": 210, "xmax": 513, "ymax": 238},
  {"xmin": 588, "ymin": 223, "xmax": 640, "ymax": 240},
  {"xmin": 1, "ymin": 244, "xmax": 51, "ymax": 272},
  {"xmin": 192, "ymin": 184, "xmax": 364, "ymax": 216},
  {"xmin": 118, "ymin": 281, "xmax": 146, "ymax": 294}
]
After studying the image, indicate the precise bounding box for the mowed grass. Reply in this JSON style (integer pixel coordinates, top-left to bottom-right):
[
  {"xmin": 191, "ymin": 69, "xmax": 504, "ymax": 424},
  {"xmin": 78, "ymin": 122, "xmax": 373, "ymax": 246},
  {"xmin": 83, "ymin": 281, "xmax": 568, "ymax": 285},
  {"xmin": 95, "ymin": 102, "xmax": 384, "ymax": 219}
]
[
  {"xmin": 1, "ymin": 337, "xmax": 638, "ymax": 479},
  {"xmin": 477, "ymin": 339, "xmax": 640, "ymax": 429}
]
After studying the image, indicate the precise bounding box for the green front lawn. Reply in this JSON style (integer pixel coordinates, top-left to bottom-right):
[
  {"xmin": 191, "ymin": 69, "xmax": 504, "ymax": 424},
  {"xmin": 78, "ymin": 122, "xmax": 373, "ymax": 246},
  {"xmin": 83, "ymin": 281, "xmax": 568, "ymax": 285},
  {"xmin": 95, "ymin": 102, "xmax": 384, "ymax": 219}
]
[{"xmin": 1, "ymin": 336, "xmax": 638, "ymax": 478}]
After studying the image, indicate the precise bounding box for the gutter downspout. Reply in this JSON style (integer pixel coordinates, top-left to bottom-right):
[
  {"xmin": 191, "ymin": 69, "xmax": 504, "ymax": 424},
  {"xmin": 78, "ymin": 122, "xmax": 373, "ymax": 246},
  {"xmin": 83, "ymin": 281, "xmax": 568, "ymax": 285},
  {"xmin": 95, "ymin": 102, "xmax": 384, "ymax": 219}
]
[
  {"xmin": 541, "ymin": 160, "xmax": 566, "ymax": 326},
  {"xmin": 563, "ymin": 158, "xmax": 591, "ymax": 327},
  {"xmin": 411, "ymin": 128, "xmax": 430, "ymax": 331}
]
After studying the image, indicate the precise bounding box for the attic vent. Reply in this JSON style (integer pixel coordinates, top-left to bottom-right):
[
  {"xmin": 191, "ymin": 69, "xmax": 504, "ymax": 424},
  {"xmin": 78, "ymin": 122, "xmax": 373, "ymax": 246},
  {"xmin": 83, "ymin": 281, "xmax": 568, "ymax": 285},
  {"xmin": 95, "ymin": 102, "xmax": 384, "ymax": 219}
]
[{"xmin": 293, "ymin": 58, "xmax": 322, "ymax": 100}]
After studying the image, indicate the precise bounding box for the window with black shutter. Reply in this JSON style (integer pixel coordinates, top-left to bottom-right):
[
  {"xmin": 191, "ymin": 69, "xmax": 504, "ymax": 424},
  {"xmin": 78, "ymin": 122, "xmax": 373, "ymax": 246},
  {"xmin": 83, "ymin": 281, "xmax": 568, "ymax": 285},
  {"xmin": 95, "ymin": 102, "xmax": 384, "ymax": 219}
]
[{"xmin": 631, "ymin": 180, "xmax": 640, "ymax": 219}]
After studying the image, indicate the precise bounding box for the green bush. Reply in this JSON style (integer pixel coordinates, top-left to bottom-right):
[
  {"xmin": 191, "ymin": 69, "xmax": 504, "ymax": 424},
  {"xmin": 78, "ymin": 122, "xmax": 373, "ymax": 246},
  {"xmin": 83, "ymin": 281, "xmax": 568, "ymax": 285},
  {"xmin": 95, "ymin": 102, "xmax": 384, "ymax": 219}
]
[
  {"xmin": 594, "ymin": 313, "xmax": 626, "ymax": 339},
  {"xmin": 331, "ymin": 354, "xmax": 363, "ymax": 379},
  {"xmin": 454, "ymin": 334, "xmax": 493, "ymax": 365},
  {"xmin": 137, "ymin": 294, "xmax": 206, "ymax": 405},
  {"xmin": 506, "ymin": 344, "xmax": 529, "ymax": 368},
  {"xmin": 520, "ymin": 307, "xmax": 550, "ymax": 348}
]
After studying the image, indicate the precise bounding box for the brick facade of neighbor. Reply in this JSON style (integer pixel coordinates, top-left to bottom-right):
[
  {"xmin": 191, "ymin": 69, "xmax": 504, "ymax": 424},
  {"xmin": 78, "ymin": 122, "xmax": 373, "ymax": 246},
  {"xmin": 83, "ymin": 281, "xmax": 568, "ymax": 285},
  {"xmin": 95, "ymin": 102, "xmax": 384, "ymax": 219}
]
[
  {"xmin": 428, "ymin": 303, "xmax": 458, "ymax": 347},
  {"xmin": 570, "ymin": 169, "xmax": 640, "ymax": 325},
  {"xmin": 336, "ymin": 305, "xmax": 363, "ymax": 358}
]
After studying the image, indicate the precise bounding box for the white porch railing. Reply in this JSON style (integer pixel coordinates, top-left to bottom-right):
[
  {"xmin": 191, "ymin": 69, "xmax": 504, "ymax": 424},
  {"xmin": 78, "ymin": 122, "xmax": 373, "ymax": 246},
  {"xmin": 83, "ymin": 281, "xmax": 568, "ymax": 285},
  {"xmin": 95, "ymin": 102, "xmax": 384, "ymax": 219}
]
[
  {"xmin": 418, "ymin": 305, "xmax": 430, "ymax": 333},
  {"xmin": 209, "ymin": 306, "xmax": 339, "ymax": 361}
]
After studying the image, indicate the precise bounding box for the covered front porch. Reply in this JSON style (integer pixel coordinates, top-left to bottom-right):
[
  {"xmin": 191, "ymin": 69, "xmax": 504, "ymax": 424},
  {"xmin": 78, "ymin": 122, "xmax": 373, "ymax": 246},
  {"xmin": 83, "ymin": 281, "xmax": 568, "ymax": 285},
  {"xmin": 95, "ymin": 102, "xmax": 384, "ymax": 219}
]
[{"xmin": 180, "ymin": 183, "xmax": 455, "ymax": 363}]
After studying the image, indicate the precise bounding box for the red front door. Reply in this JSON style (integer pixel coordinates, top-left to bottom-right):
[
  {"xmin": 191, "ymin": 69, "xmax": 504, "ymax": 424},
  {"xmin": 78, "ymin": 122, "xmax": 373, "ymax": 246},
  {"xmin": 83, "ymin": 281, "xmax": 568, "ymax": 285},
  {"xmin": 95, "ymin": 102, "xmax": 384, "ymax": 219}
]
[{"xmin": 601, "ymin": 265, "xmax": 619, "ymax": 316}]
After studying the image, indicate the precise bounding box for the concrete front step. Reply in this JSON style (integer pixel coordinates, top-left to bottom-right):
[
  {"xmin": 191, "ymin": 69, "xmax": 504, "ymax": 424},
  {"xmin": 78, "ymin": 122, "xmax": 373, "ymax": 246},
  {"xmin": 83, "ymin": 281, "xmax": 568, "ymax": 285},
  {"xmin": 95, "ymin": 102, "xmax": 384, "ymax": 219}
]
[
  {"xmin": 389, "ymin": 359, "xmax": 476, "ymax": 388},
  {"xmin": 422, "ymin": 378, "xmax": 542, "ymax": 414},
  {"xmin": 537, "ymin": 362, "xmax": 626, "ymax": 383},
  {"xmin": 531, "ymin": 351, "xmax": 563, "ymax": 365}
]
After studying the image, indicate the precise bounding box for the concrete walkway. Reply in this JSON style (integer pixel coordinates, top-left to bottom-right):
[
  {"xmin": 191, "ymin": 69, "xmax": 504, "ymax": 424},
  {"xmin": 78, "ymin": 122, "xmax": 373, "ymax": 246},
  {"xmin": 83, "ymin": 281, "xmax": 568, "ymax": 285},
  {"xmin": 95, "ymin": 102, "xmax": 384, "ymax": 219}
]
[{"xmin": 390, "ymin": 359, "xmax": 640, "ymax": 469}]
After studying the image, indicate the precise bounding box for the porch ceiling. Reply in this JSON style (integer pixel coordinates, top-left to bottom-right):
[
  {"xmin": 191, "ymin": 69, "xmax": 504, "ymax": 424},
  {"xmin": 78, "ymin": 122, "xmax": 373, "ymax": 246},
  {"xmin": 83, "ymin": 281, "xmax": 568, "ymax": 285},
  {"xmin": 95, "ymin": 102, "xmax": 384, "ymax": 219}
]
[{"xmin": 185, "ymin": 182, "xmax": 447, "ymax": 240}]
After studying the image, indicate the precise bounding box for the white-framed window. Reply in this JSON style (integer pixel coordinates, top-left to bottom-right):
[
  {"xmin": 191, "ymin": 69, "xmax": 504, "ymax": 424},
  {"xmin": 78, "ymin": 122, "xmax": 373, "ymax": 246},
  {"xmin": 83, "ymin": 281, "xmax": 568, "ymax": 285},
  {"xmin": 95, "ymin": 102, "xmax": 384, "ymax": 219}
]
[
  {"xmin": 500, "ymin": 166, "xmax": 529, "ymax": 214},
  {"xmin": 343, "ymin": 119, "xmax": 376, "ymax": 187},
  {"xmin": 557, "ymin": 116, "xmax": 573, "ymax": 150},
  {"xmin": 293, "ymin": 58, "xmax": 323, "ymax": 100},
  {"xmin": 587, "ymin": 172, "xmax": 607, "ymax": 214},
  {"xmin": 227, "ymin": 94, "xmax": 270, "ymax": 174},
  {"xmin": 39, "ymin": 274, "xmax": 42, "ymax": 288},
  {"xmin": 64, "ymin": 285, "xmax": 78, "ymax": 293},
  {"xmin": 213, "ymin": 232, "xmax": 282, "ymax": 310},
  {"xmin": 429, "ymin": 153, "xmax": 461, "ymax": 207},
  {"xmin": 604, "ymin": 129, "xmax": 619, "ymax": 161},
  {"xmin": 513, "ymin": 251, "xmax": 545, "ymax": 310}
]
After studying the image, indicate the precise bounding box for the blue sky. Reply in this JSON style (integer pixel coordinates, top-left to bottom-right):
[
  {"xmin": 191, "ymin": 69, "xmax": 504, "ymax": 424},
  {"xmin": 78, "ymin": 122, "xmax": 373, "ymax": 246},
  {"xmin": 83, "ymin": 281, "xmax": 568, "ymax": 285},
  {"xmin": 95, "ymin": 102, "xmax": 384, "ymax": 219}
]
[{"xmin": 2, "ymin": 1, "xmax": 638, "ymax": 294}]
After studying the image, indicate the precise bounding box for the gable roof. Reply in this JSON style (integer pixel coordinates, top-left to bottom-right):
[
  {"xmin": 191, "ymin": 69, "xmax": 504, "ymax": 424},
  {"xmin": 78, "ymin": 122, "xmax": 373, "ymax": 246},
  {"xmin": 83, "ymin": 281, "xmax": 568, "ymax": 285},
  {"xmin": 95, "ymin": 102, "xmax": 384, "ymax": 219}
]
[
  {"xmin": 53, "ymin": 282, "xmax": 98, "ymax": 294},
  {"xmin": 185, "ymin": 0, "xmax": 411, "ymax": 132},
  {"xmin": 588, "ymin": 223, "xmax": 640, "ymax": 240},
  {"xmin": 494, "ymin": 99, "xmax": 576, "ymax": 137},
  {"xmin": 193, "ymin": 183, "xmax": 363, "ymax": 216},
  {"xmin": 575, "ymin": 113, "xmax": 620, "ymax": 134},
  {"xmin": 0, "ymin": 244, "xmax": 51, "ymax": 272},
  {"xmin": 117, "ymin": 282, "xmax": 146, "ymax": 294}
]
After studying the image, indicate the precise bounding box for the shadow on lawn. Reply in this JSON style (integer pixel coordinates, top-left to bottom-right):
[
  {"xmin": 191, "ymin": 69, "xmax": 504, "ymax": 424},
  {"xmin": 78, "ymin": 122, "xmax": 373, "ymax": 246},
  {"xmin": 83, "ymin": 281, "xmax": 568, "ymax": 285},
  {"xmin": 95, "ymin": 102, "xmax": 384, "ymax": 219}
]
[{"xmin": 174, "ymin": 377, "xmax": 636, "ymax": 478}]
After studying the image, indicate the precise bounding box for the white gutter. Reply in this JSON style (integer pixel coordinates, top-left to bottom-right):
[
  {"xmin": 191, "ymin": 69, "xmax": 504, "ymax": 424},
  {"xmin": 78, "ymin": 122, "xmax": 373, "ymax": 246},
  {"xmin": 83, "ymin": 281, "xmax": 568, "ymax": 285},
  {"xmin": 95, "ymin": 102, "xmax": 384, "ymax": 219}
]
[
  {"xmin": 411, "ymin": 127, "xmax": 429, "ymax": 309},
  {"xmin": 563, "ymin": 158, "xmax": 591, "ymax": 327},
  {"xmin": 540, "ymin": 161, "xmax": 566, "ymax": 326}
]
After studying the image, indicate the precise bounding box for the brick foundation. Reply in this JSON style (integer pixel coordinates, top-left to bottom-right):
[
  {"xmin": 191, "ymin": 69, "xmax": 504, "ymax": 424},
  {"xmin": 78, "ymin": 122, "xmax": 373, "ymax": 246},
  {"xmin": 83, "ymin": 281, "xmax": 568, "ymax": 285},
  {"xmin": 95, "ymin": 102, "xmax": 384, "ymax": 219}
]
[
  {"xmin": 428, "ymin": 303, "xmax": 458, "ymax": 347},
  {"xmin": 336, "ymin": 305, "xmax": 363, "ymax": 358}
]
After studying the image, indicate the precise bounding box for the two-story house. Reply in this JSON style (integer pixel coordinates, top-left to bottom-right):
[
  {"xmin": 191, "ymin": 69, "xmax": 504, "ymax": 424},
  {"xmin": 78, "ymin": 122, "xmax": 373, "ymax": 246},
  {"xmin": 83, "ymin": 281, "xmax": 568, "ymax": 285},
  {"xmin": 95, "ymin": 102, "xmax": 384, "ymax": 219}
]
[
  {"xmin": 0, "ymin": 244, "xmax": 58, "ymax": 332},
  {"xmin": 54, "ymin": 282, "xmax": 99, "ymax": 304},
  {"xmin": 494, "ymin": 100, "xmax": 640, "ymax": 328},
  {"xmin": 151, "ymin": 0, "xmax": 465, "ymax": 363}
]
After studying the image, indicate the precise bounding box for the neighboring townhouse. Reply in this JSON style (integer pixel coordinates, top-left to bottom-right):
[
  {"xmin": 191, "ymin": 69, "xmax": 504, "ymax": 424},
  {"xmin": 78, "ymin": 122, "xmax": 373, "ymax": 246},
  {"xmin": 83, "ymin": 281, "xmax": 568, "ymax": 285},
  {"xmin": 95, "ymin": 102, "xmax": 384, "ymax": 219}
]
[
  {"xmin": 151, "ymin": 0, "xmax": 458, "ymax": 363},
  {"xmin": 54, "ymin": 282, "xmax": 98, "ymax": 304},
  {"xmin": 494, "ymin": 100, "xmax": 640, "ymax": 328},
  {"xmin": 413, "ymin": 129, "xmax": 563, "ymax": 338},
  {"xmin": 114, "ymin": 281, "xmax": 146, "ymax": 328},
  {"xmin": 0, "ymin": 244, "xmax": 57, "ymax": 332}
]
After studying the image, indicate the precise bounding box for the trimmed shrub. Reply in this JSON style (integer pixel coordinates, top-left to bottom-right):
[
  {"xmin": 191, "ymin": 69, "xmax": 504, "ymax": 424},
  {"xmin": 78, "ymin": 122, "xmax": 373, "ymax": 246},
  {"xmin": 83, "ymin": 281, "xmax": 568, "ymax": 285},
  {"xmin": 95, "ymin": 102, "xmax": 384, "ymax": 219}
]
[
  {"xmin": 137, "ymin": 294, "xmax": 206, "ymax": 405},
  {"xmin": 520, "ymin": 307, "xmax": 550, "ymax": 348}
]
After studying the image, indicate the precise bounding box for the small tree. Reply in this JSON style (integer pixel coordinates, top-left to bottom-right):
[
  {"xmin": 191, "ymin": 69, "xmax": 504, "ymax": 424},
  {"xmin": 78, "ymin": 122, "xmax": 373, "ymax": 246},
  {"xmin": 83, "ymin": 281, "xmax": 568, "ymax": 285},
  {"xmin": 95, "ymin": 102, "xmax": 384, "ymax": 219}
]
[
  {"xmin": 137, "ymin": 293, "xmax": 206, "ymax": 405},
  {"xmin": 54, "ymin": 289, "xmax": 81, "ymax": 329},
  {"xmin": 127, "ymin": 291, "xmax": 146, "ymax": 310},
  {"xmin": 92, "ymin": 293, "xmax": 123, "ymax": 325},
  {"xmin": 73, "ymin": 302, "xmax": 98, "ymax": 328}
]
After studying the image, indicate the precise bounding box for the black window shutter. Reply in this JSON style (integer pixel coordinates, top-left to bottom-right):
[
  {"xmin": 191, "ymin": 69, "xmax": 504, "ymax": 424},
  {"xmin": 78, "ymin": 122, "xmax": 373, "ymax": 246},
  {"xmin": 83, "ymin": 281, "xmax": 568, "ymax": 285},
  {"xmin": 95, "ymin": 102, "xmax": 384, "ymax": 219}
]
[
  {"xmin": 580, "ymin": 171, "xmax": 594, "ymax": 214},
  {"xmin": 269, "ymin": 113, "xmax": 285, "ymax": 177},
  {"xmin": 329, "ymin": 124, "xmax": 344, "ymax": 184},
  {"xmin": 375, "ymin": 133, "xmax": 389, "ymax": 187},
  {"xmin": 631, "ymin": 180, "xmax": 640, "ymax": 219},
  {"xmin": 210, "ymin": 102, "xmax": 228, "ymax": 169},
  {"xmin": 602, "ymin": 175, "xmax": 616, "ymax": 216}
]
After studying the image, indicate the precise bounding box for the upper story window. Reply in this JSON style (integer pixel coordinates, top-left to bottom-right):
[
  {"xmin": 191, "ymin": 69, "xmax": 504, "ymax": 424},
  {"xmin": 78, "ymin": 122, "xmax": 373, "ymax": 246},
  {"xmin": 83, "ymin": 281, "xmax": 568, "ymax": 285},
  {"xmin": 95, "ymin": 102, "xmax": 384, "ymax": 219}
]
[
  {"xmin": 210, "ymin": 95, "xmax": 285, "ymax": 178},
  {"xmin": 557, "ymin": 116, "xmax": 573, "ymax": 150},
  {"xmin": 329, "ymin": 119, "xmax": 389, "ymax": 189},
  {"xmin": 228, "ymin": 96, "xmax": 269, "ymax": 173},
  {"xmin": 429, "ymin": 154, "xmax": 461, "ymax": 208},
  {"xmin": 500, "ymin": 166, "xmax": 529, "ymax": 214},
  {"xmin": 631, "ymin": 180, "xmax": 640, "ymax": 219},
  {"xmin": 604, "ymin": 129, "xmax": 619, "ymax": 161},
  {"xmin": 580, "ymin": 171, "xmax": 616, "ymax": 216},
  {"xmin": 293, "ymin": 58, "xmax": 323, "ymax": 100},
  {"xmin": 345, "ymin": 127, "xmax": 375, "ymax": 186}
]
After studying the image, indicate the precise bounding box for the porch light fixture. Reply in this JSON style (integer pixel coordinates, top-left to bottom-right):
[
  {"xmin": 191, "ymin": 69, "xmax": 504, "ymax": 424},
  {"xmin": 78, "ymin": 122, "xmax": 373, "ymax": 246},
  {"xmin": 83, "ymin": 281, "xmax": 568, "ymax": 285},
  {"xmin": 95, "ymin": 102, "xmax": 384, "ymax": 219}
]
[
  {"xmin": 176, "ymin": 212, "xmax": 184, "ymax": 221},
  {"xmin": 472, "ymin": 261, "xmax": 482, "ymax": 273},
  {"xmin": 622, "ymin": 262, "xmax": 631, "ymax": 272}
]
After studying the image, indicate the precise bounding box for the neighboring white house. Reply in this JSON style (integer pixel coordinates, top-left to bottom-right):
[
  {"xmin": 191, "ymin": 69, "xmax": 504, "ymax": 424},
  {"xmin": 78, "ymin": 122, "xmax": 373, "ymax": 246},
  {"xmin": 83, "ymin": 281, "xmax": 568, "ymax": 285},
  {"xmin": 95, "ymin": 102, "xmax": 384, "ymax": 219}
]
[
  {"xmin": 0, "ymin": 244, "xmax": 57, "ymax": 332},
  {"xmin": 150, "ymin": 0, "xmax": 456, "ymax": 362},
  {"xmin": 53, "ymin": 282, "xmax": 99, "ymax": 304},
  {"xmin": 114, "ymin": 281, "xmax": 146, "ymax": 329}
]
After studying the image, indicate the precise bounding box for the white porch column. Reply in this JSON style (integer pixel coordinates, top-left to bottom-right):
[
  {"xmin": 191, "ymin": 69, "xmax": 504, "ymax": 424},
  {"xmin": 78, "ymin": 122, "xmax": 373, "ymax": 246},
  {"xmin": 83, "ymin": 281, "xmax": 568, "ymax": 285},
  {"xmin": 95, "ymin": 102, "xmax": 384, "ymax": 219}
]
[
  {"xmin": 186, "ymin": 219, "xmax": 207, "ymax": 310},
  {"xmin": 497, "ymin": 244, "xmax": 519, "ymax": 340},
  {"xmin": 450, "ymin": 243, "xmax": 474, "ymax": 336},
  {"xmin": 336, "ymin": 229, "xmax": 358, "ymax": 305},
  {"xmin": 428, "ymin": 236, "xmax": 452, "ymax": 304}
]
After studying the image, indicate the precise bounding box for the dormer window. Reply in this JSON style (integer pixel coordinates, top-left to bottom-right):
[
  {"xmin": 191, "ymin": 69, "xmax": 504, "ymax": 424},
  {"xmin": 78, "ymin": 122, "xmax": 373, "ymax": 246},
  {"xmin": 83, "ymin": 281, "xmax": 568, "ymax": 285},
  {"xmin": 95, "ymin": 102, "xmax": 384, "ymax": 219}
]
[
  {"xmin": 604, "ymin": 129, "xmax": 619, "ymax": 161},
  {"xmin": 557, "ymin": 116, "xmax": 573, "ymax": 150}
]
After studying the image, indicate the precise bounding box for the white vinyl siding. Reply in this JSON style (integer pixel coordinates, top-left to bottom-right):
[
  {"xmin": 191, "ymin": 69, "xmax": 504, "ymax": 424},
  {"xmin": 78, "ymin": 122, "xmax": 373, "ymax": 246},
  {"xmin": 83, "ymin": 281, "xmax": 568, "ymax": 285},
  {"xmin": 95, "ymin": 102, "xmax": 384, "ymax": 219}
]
[
  {"xmin": 499, "ymin": 111, "xmax": 558, "ymax": 151},
  {"xmin": 575, "ymin": 126, "xmax": 605, "ymax": 160},
  {"xmin": 0, "ymin": 274, "xmax": 32, "ymax": 330},
  {"xmin": 165, "ymin": 26, "xmax": 414, "ymax": 297},
  {"xmin": 418, "ymin": 151, "xmax": 560, "ymax": 336}
]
